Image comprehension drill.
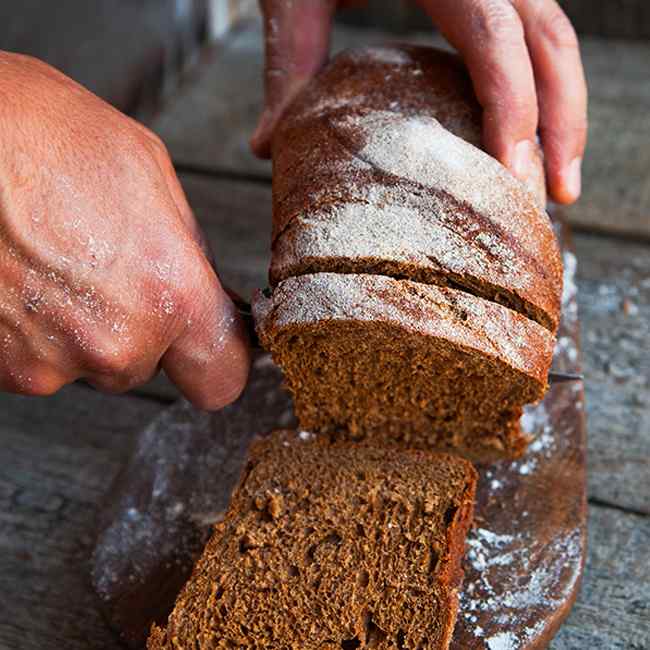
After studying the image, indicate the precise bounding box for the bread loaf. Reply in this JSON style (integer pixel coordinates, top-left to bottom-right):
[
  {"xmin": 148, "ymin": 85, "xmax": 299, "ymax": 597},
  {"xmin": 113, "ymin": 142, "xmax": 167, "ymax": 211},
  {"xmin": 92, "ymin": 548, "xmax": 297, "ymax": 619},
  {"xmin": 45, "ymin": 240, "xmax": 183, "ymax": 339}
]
[
  {"xmin": 270, "ymin": 45, "xmax": 561, "ymax": 332},
  {"xmin": 255, "ymin": 45, "xmax": 562, "ymax": 459},
  {"xmin": 147, "ymin": 429, "xmax": 477, "ymax": 649}
]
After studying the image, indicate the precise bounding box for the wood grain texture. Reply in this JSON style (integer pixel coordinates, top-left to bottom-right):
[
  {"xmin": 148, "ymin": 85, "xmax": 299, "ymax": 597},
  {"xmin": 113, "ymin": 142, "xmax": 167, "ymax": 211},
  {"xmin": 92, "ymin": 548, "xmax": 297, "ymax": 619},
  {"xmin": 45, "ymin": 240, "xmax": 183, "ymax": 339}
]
[
  {"xmin": 573, "ymin": 230, "xmax": 650, "ymax": 515},
  {"xmin": 551, "ymin": 506, "xmax": 650, "ymax": 649},
  {"xmin": 151, "ymin": 22, "xmax": 650, "ymax": 239},
  {"xmin": 564, "ymin": 38, "xmax": 650, "ymax": 240},
  {"xmin": 0, "ymin": 385, "xmax": 162, "ymax": 650}
]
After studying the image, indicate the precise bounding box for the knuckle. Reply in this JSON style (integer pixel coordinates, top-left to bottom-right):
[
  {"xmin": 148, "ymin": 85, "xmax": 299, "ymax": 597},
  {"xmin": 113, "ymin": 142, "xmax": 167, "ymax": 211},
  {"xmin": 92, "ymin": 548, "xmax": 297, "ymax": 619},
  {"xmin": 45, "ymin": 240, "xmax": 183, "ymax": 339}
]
[
  {"xmin": 540, "ymin": 8, "xmax": 579, "ymax": 50},
  {"xmin": 0, "ymin": 367, "xmax": 65, "ymax": 396},
  {"xmin": 84, "ymin": 345, "xmax": 138, "ymax": 377},
  {"xmin": 143, "ymin": 129, "xmax": 171, "ymax": 160},
  {"xmin": 88, "ymin": 372, "xmax": 145, "ymax": 394}
]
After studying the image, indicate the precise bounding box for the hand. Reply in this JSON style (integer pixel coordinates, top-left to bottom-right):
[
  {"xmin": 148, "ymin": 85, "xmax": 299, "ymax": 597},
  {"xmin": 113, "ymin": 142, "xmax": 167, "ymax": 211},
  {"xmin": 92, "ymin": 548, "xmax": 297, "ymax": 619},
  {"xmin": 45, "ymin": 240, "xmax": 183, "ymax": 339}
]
[
  {"xmin": 251, "ymin": 0, "xmax": 587, "ymax": 205},
  {"xmin": 0, "ymin": 52, "xmax": 250, "ymax": 407}
]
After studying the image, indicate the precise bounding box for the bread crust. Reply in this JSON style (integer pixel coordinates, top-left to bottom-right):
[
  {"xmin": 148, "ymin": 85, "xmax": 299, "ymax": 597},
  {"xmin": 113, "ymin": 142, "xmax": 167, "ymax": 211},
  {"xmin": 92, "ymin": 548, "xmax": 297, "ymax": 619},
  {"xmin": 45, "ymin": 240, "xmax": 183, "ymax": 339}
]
[
  {"xmin": 255, "ymin": 272, "xmax": 554, "ymax": 388},
  {"xmin": 270, "ymin": 45, "xmax": 562, "ymax": 332},
  {"xmin": 254, "ymin": 272, "xmax": 554, "ymax": 460}
]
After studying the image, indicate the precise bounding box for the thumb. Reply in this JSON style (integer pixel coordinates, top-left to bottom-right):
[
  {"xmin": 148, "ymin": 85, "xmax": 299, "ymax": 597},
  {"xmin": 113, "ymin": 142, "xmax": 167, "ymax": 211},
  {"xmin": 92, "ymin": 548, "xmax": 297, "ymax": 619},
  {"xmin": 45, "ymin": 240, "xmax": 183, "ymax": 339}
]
[
  {"xmin": 162, "ymin": 264, "xmax": 251, "ymax": 410},
  {"xmin": 251, "ymin": 0, "xmax": 337, "ymax": 158}
]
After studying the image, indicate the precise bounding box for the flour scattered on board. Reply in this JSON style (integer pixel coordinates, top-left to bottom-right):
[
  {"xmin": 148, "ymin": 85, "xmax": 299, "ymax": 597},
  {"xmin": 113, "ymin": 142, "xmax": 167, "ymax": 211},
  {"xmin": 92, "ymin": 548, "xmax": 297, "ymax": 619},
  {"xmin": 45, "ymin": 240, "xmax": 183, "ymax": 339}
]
[
  {"xmin": 457, "ymin": 233, "xmax": 584, "ymax": 647},
  {"xmin": 486, "ymin": 631, "xmax": 519, "ymax": 649}
]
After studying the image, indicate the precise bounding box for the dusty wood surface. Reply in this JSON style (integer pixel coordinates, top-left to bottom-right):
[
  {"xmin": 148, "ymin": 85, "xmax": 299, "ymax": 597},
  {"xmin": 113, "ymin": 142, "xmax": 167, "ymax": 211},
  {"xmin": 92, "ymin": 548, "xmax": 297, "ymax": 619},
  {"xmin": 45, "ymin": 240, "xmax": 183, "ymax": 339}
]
[
  {"xmin": 0, "ymin": 385, "xmax": 162, "ymax": 650},
  {"xmin": 151, "ymin": 22, "xmax": 650, "ymax": 240},
  {"xmin": 1, "ymin": 21, "xmax": 649, "ymax": 650}
]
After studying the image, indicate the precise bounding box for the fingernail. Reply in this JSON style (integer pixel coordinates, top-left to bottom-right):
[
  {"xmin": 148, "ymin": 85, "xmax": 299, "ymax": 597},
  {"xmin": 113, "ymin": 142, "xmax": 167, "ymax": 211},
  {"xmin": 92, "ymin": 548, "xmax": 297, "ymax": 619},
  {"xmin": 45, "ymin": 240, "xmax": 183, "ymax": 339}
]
[
  {"xmin": 563, "ymin": 157, "xmax": 582, "ymax": 201},
  {"xmin": 511, "ymin": 139, "xmax": 535, "ymax": 180}
]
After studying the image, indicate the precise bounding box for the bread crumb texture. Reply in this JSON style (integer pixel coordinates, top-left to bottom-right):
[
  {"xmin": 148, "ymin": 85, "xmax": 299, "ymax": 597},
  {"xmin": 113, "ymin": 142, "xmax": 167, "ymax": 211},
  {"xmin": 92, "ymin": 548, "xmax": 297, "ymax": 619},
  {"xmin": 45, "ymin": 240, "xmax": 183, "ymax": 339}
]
[{"xmin": 147, "ymin": 430, "xmax": 477, "ymax": 649}]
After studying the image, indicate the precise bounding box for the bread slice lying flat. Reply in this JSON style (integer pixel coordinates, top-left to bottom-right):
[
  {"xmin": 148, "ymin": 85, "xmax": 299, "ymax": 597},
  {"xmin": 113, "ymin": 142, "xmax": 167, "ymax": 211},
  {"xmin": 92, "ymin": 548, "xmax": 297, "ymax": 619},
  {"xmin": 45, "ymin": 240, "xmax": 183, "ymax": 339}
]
[
  {"xmin": 254, "ymin": 273, "xmax": 554, "ymax": 461},
  {"xmin": 147, "ymin": 430, "xmax": 477, "ymax": 649}
]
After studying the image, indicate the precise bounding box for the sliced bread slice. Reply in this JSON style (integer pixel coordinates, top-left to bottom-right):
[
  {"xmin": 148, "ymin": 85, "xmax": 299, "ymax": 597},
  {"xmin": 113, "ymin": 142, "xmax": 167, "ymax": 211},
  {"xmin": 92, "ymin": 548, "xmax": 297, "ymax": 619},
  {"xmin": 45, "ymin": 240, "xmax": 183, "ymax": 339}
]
[
  {"xmin": 147, "ymin": 429, "xmax": 477, "ymax": 649},
  {"xmin": 253, "ymin": 273, "xmax": 554, "ymax": 461}
]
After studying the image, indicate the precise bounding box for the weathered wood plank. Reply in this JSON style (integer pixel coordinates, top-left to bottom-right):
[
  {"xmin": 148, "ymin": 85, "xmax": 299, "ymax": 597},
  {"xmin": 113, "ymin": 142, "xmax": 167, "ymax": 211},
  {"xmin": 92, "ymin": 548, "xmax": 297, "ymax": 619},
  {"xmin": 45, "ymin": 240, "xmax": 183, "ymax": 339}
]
[
  {"xmin": 565, "ymin": 38, "xmax": 650, "ymax": 240},
  {"xmin": 573, "ymin": 231, "xmax": 650, "ymax": 515},
  {"xmin": 1, "ymin": 376, "xmax": 647, "ymax": 650},
  {"xmin": 151, "ymin": 22, "xmax": 650, "ymax": 239},
  {"xmin": 552, "ymin": 506, "xmax": 650, "ymax": 650},
  {"xmin": 151, "ymin": 24, "xmax": 270, "ymax": 178},
  {"xmin": 0, "ymin": 386, "xmax": 162, "ymax": 650},
  {"xmin": 180, "ymin": 173, "xmax": 271, "ymax": 299}
]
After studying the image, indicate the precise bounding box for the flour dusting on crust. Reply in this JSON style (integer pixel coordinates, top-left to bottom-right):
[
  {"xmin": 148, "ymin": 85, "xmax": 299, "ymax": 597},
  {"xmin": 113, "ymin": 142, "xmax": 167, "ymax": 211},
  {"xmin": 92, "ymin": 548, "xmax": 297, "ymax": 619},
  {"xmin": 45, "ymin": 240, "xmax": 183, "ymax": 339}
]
[{"xmin": 254, "ymin": 272, "xmax": 554, "ymax": 382}]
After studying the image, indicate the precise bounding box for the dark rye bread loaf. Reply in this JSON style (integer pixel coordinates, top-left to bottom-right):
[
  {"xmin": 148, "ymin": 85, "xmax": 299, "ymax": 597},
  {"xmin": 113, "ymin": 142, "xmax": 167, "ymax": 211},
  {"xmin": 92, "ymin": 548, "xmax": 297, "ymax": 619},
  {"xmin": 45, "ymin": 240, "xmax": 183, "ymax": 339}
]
[
  {"xmin": 270, "ymin": 45, "xmax": 562, "ymax": 332},
  {"xmin": 254, "ymin": 273, "xmax": 554, "ymax": 460},
  {"xmin": 147, "ymin": 429, "xmax": 478, "ymax": 649}
]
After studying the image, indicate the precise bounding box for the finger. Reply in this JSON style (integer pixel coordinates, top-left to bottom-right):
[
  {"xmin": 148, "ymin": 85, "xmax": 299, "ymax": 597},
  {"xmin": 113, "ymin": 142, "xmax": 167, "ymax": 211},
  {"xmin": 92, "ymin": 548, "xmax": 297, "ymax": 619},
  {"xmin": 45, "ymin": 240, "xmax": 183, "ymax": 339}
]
[
  {"xmin": 85, "ymin": 362, "xmax": 161, "ymax": 394},
  {"xmin": 251, "ymin": 0, "xmax": 338, "ymax": 158},
  {"xmin": 161, "ymin": 260, "xmax": 251, "ymax": 410},
  {"xmin": 418, "ymin": 0, "xmax": 539, "ymax": 183},
  {"xmin": 514, "ymin": 0, "xmax": 587, "ymax": 204}
]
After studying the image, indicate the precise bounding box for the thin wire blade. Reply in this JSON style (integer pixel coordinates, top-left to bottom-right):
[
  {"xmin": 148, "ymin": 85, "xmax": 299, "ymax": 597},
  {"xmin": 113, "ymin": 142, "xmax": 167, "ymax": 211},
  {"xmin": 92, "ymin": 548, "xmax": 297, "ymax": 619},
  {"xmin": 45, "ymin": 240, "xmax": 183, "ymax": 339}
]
[{"xmin": 548, "ymin": 371, "xmax": 584, "ymax": 384}]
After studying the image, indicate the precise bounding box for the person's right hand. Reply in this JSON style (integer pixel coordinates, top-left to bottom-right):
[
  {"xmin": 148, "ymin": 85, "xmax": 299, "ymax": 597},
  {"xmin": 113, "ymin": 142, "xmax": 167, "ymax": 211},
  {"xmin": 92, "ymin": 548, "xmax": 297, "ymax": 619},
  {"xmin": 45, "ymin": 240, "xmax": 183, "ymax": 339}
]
[
  {"xmin": 0, "ymin": 52, "xmax": 250, "ymax": 407},
  {"xmin": 252, "ymin": 0, "xmax": 588, "ymax": 205}
]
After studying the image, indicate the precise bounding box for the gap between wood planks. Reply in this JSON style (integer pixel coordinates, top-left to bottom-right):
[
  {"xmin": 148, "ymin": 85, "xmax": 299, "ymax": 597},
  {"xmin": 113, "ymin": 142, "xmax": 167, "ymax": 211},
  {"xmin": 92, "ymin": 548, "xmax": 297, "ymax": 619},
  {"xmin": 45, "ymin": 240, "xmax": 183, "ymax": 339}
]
[{"xmin": 587, "ymin": 496, "xmax": 650, "ymax": 519}]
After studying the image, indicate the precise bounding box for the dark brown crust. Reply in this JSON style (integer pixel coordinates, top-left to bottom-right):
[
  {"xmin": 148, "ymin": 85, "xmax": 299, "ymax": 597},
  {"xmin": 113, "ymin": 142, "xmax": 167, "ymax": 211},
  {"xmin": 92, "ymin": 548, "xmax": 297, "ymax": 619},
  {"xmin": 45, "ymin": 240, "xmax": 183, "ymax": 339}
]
[{"xmin": 270, "ymin": 45, "xmax": 562, "ymax": 332}]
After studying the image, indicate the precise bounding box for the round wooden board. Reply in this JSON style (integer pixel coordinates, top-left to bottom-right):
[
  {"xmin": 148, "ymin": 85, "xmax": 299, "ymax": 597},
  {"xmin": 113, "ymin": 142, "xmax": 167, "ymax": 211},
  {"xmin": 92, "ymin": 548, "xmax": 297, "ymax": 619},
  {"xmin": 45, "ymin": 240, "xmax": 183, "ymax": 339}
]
[{"xmin": 92, "ymin": 218, "xmax": 586, "ymax": 649}]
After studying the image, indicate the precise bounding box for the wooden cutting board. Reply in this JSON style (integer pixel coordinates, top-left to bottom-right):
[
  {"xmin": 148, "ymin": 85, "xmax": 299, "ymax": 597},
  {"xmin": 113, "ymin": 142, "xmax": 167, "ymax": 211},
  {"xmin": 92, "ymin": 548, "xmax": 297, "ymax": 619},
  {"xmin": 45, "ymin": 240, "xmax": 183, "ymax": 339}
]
[
  {"xmin": 92, "ymin": 216, "xmax": 586, "ymax": 649},
  {"xmin": 451, "ymin": 217, "xmax": 587, "ymax": 649}
]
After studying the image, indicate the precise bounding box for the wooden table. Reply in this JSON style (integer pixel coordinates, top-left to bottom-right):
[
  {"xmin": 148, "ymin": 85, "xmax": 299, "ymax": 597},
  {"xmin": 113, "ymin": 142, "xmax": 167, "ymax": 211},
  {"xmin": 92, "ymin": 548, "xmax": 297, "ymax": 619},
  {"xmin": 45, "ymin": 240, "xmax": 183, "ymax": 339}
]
[{"xmin": 1, "ymin": 21, "xmax": 649, "ymax": 650}]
